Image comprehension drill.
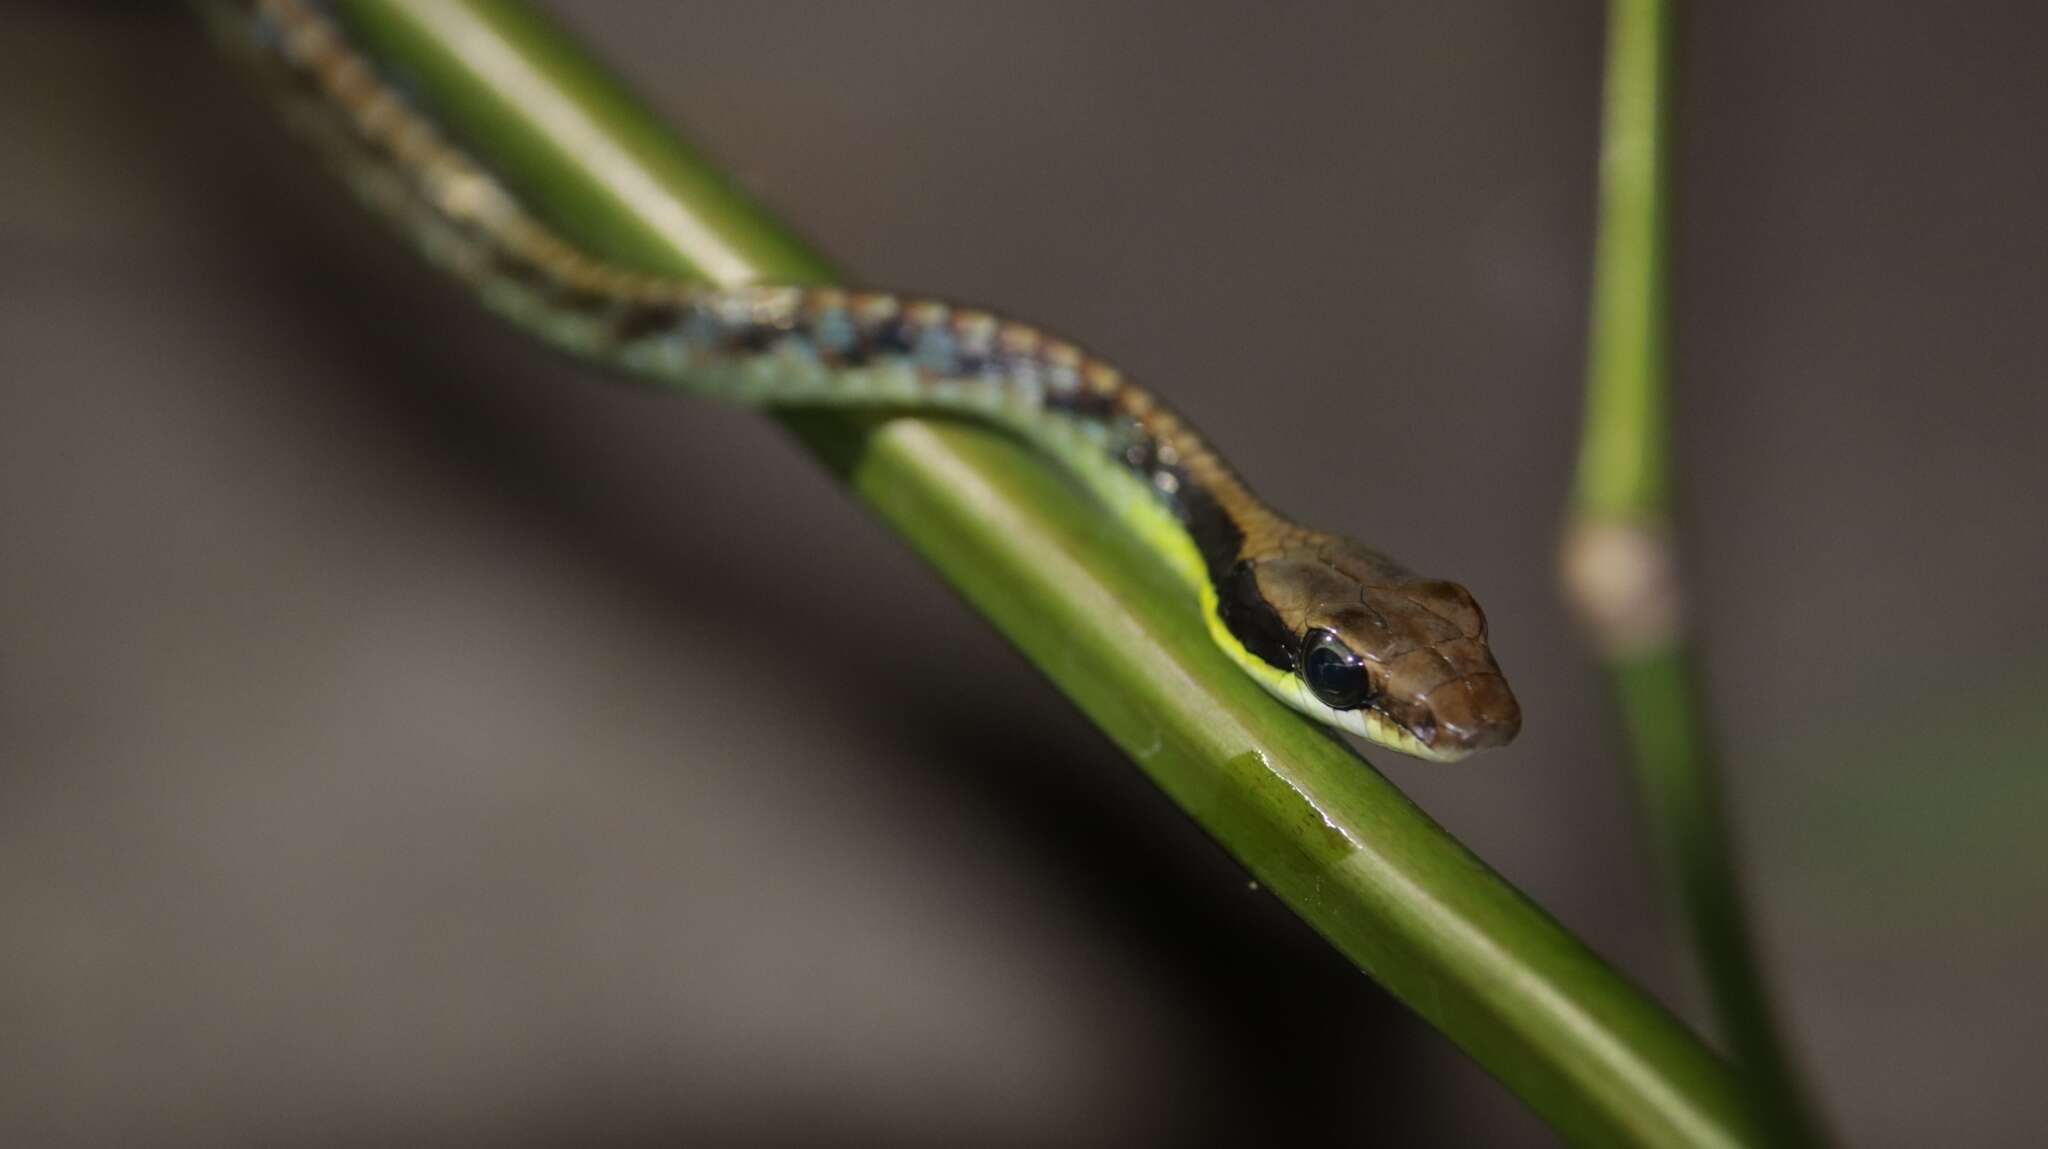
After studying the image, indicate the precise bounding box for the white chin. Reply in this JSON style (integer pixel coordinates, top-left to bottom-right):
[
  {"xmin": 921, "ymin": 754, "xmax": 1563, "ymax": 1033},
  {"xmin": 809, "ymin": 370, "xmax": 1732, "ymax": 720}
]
[{"xmin": 1309, "ymin": 686, "xmax": 1471, "ymax": 763}]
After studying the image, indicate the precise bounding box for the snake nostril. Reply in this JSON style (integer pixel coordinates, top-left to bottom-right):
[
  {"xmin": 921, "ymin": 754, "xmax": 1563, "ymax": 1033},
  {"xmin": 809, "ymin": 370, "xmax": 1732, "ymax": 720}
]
[{"xmin": 1425, "ymin": 673, "xmax": 1522, "ymax": 750}]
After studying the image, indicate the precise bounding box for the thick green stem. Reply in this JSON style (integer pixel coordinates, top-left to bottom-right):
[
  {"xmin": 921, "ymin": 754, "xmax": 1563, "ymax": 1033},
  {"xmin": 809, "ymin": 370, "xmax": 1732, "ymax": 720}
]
[
  {"xmin": 309, "ymin": 3, "xmax": 1767, "ymax": 1144},
  {"xmin": 1570, "ymin": 2, "xmax": 1829, "ymax": 1145}
]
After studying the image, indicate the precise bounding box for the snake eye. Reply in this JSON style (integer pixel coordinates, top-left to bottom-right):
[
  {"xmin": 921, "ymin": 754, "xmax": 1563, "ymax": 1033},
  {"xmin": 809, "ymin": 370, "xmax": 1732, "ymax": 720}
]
[{"xmin": 1302, "ymin": 629, "xmax": 1373, "ymax": 710}]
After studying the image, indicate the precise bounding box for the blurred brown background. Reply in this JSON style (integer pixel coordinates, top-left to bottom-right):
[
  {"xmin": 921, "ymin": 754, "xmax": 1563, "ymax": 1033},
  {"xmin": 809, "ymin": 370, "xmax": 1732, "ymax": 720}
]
[{"xmin": 3, "ymin": 3, "xmax": 2044, "ymax": 1146}]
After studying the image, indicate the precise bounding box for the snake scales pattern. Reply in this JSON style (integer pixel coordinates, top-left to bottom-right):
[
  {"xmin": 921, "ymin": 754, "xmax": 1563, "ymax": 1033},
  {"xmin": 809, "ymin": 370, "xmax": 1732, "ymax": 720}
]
[{"xmin": 214, "ymin": 0, "xmax": 1520, "ymax": 760}]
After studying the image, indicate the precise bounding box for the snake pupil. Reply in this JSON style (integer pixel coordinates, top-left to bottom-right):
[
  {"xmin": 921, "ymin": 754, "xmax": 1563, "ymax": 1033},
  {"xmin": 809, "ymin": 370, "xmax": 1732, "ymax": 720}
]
[{"xmin": 1303, "ymin": 629, "xmax": 1372, "ymax": 710}]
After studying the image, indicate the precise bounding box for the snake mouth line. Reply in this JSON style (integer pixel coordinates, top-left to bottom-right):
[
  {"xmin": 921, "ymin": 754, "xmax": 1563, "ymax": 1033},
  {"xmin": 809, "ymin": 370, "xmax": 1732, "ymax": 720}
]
[
  {"xmin": 1274, "ymin": 675, "xmax": 1479, "ymax": 763},
  {"xmin": 1350, "ymin": 707, "xmax": 1474, "ymax": 763}
]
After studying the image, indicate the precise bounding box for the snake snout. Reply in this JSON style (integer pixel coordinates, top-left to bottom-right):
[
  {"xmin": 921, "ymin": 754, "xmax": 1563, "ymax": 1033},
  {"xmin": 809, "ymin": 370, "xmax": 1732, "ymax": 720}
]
[{"xmin": 1421, "ymin": 672, "xmax": 1522, "ymax": 751}]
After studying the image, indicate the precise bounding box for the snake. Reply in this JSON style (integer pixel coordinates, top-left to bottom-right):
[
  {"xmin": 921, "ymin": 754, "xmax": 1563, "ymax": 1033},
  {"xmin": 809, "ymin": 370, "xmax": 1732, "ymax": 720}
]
[{"xmin": 210, "ymin": 0, "xmax": 1521, "ymax": 761}]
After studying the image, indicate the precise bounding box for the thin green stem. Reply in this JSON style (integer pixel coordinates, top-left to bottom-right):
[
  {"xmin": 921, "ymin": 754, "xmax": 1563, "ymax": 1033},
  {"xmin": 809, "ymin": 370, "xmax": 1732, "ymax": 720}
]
[
  {"xmin": 1614, "ymin": 651, "xmax": 1826, "ymax": 1148},
  {"xmin": 1579, "ymin": 0, "xmax": 1672, "ymax": 520},
  {"xmin": 1571, "ymin": 2, "xmax": 1829, "ymax": 1145},
  {"xmin": 312, "ymin": 3, "xmax": 1767, "ymax": 1144}
]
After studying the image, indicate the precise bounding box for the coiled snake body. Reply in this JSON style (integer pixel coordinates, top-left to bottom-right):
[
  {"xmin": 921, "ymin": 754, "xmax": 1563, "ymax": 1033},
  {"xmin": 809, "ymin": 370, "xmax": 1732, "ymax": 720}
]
[{"xmin": 217, "ymin": 0, "xmax": 1520, "ymax": 761}]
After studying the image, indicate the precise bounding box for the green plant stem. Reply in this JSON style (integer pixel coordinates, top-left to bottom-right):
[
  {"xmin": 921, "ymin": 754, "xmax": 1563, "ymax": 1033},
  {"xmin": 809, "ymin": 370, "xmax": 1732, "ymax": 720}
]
[
  {"xmin": 1573, "ymin": 2, "xmax": 1828, "ymax": 1145},
  {"xmin": 1614, "ymin": 650, "xmax": 1826, "ymax": 1147},
  {"xmin": 324, "ymin": 3, "xmax": 1765, "ymax": 1144},
  {"xmin": 1579, "ymin": 0, "xmax": 1673, "ymax": 520}
]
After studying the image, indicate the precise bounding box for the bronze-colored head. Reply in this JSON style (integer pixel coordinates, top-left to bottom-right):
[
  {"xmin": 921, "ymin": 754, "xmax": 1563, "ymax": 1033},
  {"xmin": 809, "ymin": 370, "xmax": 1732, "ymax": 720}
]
[{"xmin": 1217, "ymin": 533, "xmax": 1520, "ymax": 760}]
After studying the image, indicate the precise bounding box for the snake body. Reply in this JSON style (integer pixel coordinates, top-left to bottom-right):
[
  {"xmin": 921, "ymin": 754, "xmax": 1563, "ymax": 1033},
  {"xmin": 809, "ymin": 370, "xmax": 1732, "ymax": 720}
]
[{"xmin": 218, "ymin": 0, "xmax": 1520, "ymax": 761}]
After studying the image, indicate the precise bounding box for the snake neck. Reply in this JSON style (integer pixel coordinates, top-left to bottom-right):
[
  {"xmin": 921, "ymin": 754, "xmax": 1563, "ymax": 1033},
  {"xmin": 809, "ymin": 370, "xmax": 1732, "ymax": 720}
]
[{"xmin": 229, "ymin": 0, "xmax": 1297, "ymax": 667}]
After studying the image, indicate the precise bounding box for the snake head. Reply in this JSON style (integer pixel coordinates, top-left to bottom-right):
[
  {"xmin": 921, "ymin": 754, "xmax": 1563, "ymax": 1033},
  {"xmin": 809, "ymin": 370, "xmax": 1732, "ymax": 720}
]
[{"xmin": 1219, "ymin": 535, "xmax": 1521, "ymax": 761}]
